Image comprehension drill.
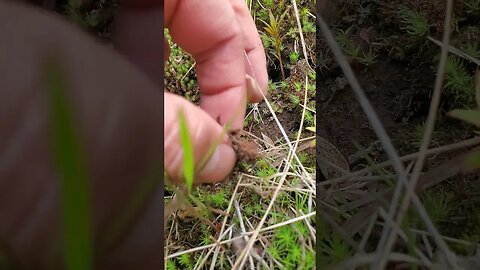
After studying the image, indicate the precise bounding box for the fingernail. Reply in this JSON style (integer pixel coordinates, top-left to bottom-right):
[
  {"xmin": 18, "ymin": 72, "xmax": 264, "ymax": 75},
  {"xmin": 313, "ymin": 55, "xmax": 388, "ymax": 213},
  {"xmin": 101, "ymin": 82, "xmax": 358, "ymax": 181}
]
[
  {"xmin": 246, "ymin": 74, "xmax": 262, "ymax": 97},
  {"xmin": 199, "ymin": 143, "xmax": 236, "ymax": 183}
]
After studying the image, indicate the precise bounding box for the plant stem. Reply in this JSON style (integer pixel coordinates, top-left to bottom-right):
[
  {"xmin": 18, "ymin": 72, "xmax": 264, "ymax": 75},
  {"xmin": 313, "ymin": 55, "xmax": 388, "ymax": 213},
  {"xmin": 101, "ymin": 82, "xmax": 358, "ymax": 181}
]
[{"xmin": 277, "ymin": 46, "xmax": 285, "ymax": 80}]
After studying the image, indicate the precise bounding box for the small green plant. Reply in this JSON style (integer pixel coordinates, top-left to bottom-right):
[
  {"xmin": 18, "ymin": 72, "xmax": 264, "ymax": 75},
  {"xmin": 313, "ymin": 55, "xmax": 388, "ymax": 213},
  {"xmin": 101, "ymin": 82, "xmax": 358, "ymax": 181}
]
[
  {"xmin": 304, "ymin": 110, "xmax": 315, "ymax": 127},
  {"xmin": 259, "ymin": 8, "xmax": 290, "ymax": 80},
  {"xmin": 255, "ymin": 164, "xmax": 276, "ymax": 178},
  {"xmin": 178, "ymin": 253, "xmax": 193, "ymax": 270},
  {"xmin": 444, "ymin": 56, "xmax": 476, "ymax": 106},
  {"xmin": 462, "ymin": 42, "xmax": 480, "ymax": 59},
  {"xmin": 336, "ymin": 29, "xmax": 361, "ymax": 60},
  {"xmin": 209, "ymin": 190, "xmax": 228, "ymax": 209},
  {"xmin": 200, "ymin": 228, "xmax": 212, "ymax": 246},
  {"xmin": 286, "ymin": 27, "xmax": 298, "ymax": 39},
  {"xmin": 398, "ymin": 6, "xmax": 430, "ymax": 37},
  {"xmin": 335, "ymin": 29, "xmax": 349, "ymax": 51},
  {"xmin": 268, "ymin": 79, "xmax": 276, "ymax": 92},
  {"xmin": 275, "ymin": 225, "xmax": 296, "ymax": 248},
  {"xmin": 266, "ymin": 222, "xmax": 316, "ymax": 269},
  {"xmin": 279, "ymin": 80, "xmax": 288, "ymax": 89},
  {"xmin": 289, "ymin": 51, "xmax": 300, "ymax": 63},
  {"xmin": 243, "ymin": 194, "xmax": 264, "ymax": 218},
  {"xmin": 301, "ymin": 7, "xmax": 309, "ymax": 17},
  {"xmin": 318, "ymin": 221, "xmax": 353, "ymax": 267},
  {"xmin": 244, "ymin": 204, "xmax": 255, "ymax": 216},
  {"xmin": 300, "ymin": 7, "xmax": 315, "ymax": 33},
  {"xmin": 271, "ymin": 102, "xmax": 283, "ymax": 113},
  {"xmin": 294, "ymin": 222, "xmax": 310, "ymax": 238},
  {"xmin": 294, "ymin": 81, "xmax": 302, "ymax": 91},
  {"xmin": 307, "ymin": 82, "xmax": 316, "ymax": 93},
  {"xmin": 263, "ymin": 0, "xmax": 273, "ymax": 9},
  {"xmin": 422, "ymin": 190, "xmax": 453, "ymax": 226},
  {"xmin": 166, "ymin": 259, "xmax": 178, "ymax": 270},
  {"xmin": 465, "ymin": 0, "xmax": 480, "ymax": 15},
  {"xmin": 305, "ymin": 115, "xmax": 316, "ymax": 134},
  {"xmin": 412, "ymin": 123, "xmax": 439, "ymax": 148},
  {"xmin": 358, "ymin": 48, "xmax": 378, "ymax": 66},
  {"xmin": 303, "ymin": 250, "xmax": 316, "ymax": 269},
  {"xmin": 289, "ymin": 94, "xmax": 300, "ymax": 106},
  {"xmin": 302, "ymin": 20, "xmax": 316, "ymax": 33}
]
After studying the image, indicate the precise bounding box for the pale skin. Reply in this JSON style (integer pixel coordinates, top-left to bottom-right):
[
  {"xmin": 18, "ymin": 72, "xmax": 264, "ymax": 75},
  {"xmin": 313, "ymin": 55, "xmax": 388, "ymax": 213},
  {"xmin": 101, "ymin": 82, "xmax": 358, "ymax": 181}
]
[
  {"xmin": 115, "ymin": 0, "xmax": 268, "ymax": 183},
  {"xmin": 0, "ymin": 0, "xmax": 267, "ymax": 269}
]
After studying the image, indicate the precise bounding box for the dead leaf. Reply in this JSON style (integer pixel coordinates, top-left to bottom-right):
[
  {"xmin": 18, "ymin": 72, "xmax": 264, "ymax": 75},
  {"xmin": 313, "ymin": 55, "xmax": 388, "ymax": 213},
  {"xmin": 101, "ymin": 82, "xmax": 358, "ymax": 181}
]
[{"xmin": 261, "ymin": 132, "xmax": 275, "ymax": 148}]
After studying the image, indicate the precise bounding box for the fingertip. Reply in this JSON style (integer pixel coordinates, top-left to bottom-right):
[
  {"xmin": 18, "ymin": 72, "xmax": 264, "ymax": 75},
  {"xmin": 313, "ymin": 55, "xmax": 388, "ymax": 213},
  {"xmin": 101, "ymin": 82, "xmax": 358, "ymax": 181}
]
[
  {"xmin": 197, "ymin": 143, "xmax": 236, "ymax": 183},
  {"xmin": 164, "ymin": 92, "xmax": 238, "ymax": 184},
  {"xmin": 246, "ymin": 74, "xmax": 268, "ymax": 103},
  {"xmin": 256, "ymin": 70, "xmax": 269, "ymax": 97}
]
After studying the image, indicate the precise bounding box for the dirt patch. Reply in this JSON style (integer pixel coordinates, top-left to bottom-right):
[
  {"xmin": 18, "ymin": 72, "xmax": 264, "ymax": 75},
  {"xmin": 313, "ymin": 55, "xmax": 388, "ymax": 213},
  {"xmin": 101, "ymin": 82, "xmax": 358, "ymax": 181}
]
[
  {"xmin": 320, "ymin": 57, "xmax": 435, "ymax": 157},
  {"xmin": 319, "ymin": 0, "xmax": 478, "ymax": 161}
]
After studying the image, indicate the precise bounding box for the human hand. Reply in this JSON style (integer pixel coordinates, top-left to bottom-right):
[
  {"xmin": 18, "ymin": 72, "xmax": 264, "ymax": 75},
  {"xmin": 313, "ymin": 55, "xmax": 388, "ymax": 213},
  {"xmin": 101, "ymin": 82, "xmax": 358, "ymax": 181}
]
[
  {"xmin": 114, "ymin": 0, "xmax": 269, "ymax": 184},
  {"xmin": 0, "ymin": 1, "xmax": 169, "ymax": 269}
]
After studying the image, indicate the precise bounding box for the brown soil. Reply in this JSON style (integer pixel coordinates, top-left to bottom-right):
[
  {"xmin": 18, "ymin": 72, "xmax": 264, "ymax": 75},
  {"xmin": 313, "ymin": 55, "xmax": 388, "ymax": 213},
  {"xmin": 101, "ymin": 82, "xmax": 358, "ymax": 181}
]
[
  {"xmin": 320, "ymin": 58, "xmax": 437, "ymax": 157},
  {"xmin": 318, "ymin": 0, "xmax": 478, "ymax": 166}
]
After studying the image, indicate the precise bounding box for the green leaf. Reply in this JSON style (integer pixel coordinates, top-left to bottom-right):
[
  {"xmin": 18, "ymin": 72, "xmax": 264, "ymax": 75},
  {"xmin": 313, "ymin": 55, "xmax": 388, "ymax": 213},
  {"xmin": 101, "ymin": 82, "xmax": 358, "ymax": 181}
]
[
  {"xmin": 44, "ymin": 57, "xmax": 93, "ymax": 270},
  {"xmin": 178, "ymin": 110, "xmax": 194, "ymax": 193},
  {"xmin": 305, "ymin": 117, "xmax": 316, "ymax": 133},
  {"xmin": 268, "ymin": 9, "xmax": 276, "ymax": 27},
  {"xmin": 448, "ymin": 109, "xmax": 480, "ymax": 127}
]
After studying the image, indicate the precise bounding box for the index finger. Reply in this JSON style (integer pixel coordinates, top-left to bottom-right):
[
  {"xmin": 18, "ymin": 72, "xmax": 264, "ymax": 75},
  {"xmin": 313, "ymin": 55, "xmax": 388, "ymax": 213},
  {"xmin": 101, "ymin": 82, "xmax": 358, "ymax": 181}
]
[
  {"xmin": 165, "ymin": 0, "xmax": 247, "ymax": 129},
  {"xmin": 230, "ymin": 0, "xmax": 269, "ymax": 102}
]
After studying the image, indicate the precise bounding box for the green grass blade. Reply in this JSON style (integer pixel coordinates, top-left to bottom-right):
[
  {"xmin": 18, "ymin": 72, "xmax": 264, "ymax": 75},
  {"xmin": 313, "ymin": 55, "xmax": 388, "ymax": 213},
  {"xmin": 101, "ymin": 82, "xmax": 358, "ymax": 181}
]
[
  {"xmin": 463, "ymin": 150, "xmax": 480, "ymax": 172},
  {"xmin": 44, "ymin": 57, "xmax": 93, "ymax": 270},
  {"xmin": 178, "ymin": 110, "xmax": 194, "ymax": 193},
  {"xmin": 448, "ymin": 109, "xmax": 480, "ymax": 127}
]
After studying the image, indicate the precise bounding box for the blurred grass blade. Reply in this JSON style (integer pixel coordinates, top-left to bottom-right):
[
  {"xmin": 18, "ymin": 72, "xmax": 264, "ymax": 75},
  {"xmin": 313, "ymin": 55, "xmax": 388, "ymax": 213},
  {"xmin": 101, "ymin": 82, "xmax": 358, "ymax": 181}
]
[
  {"xmin": 178, "ymin": 110, "xmax": 194, "ymax": 193},
  {"xmin": 44, "ymin": 56, "xmax": 93, "ymax": 270},
  {"xmin": 448, "ymin": 109, "xmax": 480, "ymax": 127},
  {"xmin": 475, "ymin": 67, "xmax": 480, "ymax": 107},
  {"xmin": 463, "ymin": 150, "xmax": 480, "ymax": 172}
]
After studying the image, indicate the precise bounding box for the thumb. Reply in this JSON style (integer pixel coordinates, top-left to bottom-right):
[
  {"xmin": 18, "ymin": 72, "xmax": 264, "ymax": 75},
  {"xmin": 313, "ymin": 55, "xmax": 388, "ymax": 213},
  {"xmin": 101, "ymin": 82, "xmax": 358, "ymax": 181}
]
[{"xmin": 164, "ymin": 92, "xmax": 237, "ymax": 184}]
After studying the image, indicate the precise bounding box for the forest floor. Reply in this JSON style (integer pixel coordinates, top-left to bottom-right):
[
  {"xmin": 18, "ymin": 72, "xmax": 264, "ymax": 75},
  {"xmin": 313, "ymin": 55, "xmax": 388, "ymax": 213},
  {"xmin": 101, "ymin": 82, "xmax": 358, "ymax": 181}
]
[{"xmin": 318, "ymin": 0, "xmax": 480, "ymax": 269}]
